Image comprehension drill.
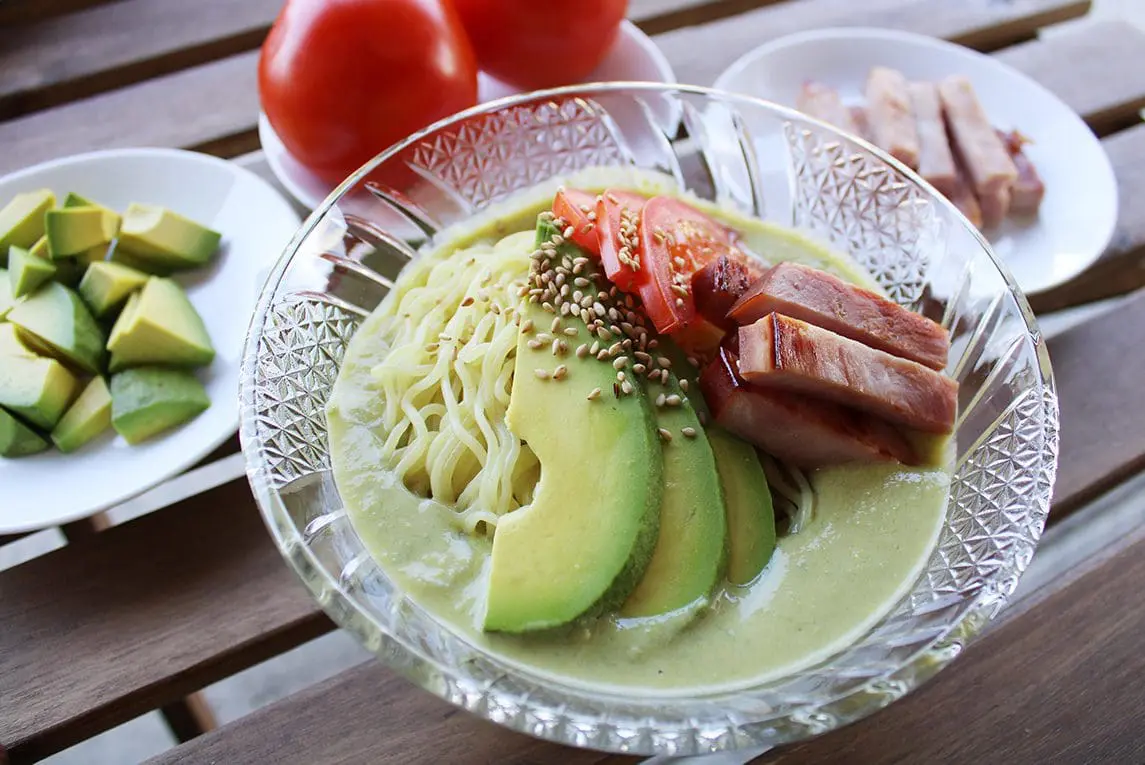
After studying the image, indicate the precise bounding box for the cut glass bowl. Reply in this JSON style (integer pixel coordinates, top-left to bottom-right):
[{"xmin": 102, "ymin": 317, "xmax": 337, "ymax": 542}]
[{"xmin": 239, "ymin": 84, "xmax": 1059, "ymax": 756}]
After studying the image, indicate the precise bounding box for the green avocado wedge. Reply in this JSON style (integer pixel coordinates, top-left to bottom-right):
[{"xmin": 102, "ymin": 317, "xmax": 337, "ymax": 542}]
[
  {"xmin": 0, "ymin": 408, "xmax": 50, "ymax": 457},
  {"xmin": 0, "ymin": 189, "xmax": 54, "ymax": 267},
  {"xmin": 8, "ymin": 245, "xmax": 57, "ymax": 298},
  {"xmin": 0, "ymin": 353, "xmax": 79, "ymax": 430},
  {"xmin": 483, "ymin": 223, "xmax": 664, "ymax": 633},
  {"xmin": 110, "ymin": 367, "xmax": 210, "ymax": 445},
  {"xmin": 7, "ymin": 282, "xmax": 106, "ymax": 374},
  {"xmin": 708, "ymin": 428, "xmax": 777, "ymax": 584},
  {"xmin": 52, "ymin": 376, "xmax": 112, "ymax": 453},
  {"xmin": 620, "ymin": 369, "xmax": 727, "ymax": 619}
]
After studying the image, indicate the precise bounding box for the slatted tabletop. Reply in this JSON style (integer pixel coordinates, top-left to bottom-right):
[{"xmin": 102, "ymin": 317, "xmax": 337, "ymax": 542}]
[{"xmin": 2, "ymin": 0, "xmax": 1145, "ymax": 763}]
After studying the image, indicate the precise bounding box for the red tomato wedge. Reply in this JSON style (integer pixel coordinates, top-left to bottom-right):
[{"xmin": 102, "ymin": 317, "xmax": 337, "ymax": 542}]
[
  {"xmin": 637, "ymin": 197, "xmax": 748, "ymax": 334},
  {"xmin": 552, "ymin": 188, "xmax": 601, "ymax": 254},
  {"xmin": 595, "ymin": 189, "xmax": 650, "ymax": 292}
]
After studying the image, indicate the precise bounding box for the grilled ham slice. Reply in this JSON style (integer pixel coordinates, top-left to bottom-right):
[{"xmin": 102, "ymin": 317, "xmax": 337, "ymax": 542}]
[
  {"xmin": 908, "ymin": 82, "xmax": 958, "ymax": 197},
  {"xmin": 797, "ymin": 81, "xmax": 859, "ymax": 134},
  {"xmin": 737, "ymin": 313, "xmax": 958, "ymax": 434},
  {"xmin": 700, "ymin": 347, "xmax": 918, "ymax": 467},
  {"xmin": 939, "ymin": 76, "xmax": 1017, "ymax": 227},
  {"xmin": 997, "ymin": 129, "xmax": 1045, "ymax": 217},
  {"xmin": 866, "ymin": 67, "xmax": 920, "ymax": 169},
  {"xmin": 727, "ymin": 262, "xmax": 949, "ymax": 370}
]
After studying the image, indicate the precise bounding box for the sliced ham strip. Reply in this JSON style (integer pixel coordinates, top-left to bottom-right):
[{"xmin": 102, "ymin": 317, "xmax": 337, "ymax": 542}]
[
  {"xmin": 939, "ymin": 76, "xmax": 1017, "ymax": 213},
  {"xmin": 797, "ymin": 81, "xmax": 859, "ymax": 134},
  {"xmin": 727, "ymin": 262, "xmax": 950, "ymax": 370},
  {"xmin": 997, "ymin": 129, "xmax": 1045, "ymax": 216},
  {"xmin": 907, "ymin": 82, "xmax": 958, "ymax": 197},
  {"xmin": 849, "ymin": 105, "xmax": 873, "ymax": 142},
  {"xmin": 866, "ymin": 67, "xmax": 920, "ymax": 169},
  {"xmin": 738, "ymin": 313, "xmax": 958, "ymax": 434},
  {"xmin": 691, "ymin": 255, "xmax": 751, "ymax": 330},
  {"xmin": 947, "ymin": 152, "xmax": 984, "ymax": 229},
  {"xmin": 700, "ymin": 347, "xmax": 918, "ymax": 467}
]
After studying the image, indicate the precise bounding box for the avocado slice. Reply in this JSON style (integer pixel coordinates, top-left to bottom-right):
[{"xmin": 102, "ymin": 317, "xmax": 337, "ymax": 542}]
[
  {"xmin": 0, "ymin": 189, "xmax": 55, "ymax": 267},
  {"xmin": 7, "ymin": 282, "xmax": 107, "ymax": 373},
  {"xmin": 0, "ymin": 408, "xmax": 50, "ymax": 457},
  {"xmin": 0, "ymin": 353, "xmax": 79, "ymax": 429},
  {"xmin": 0, "ymin": 323, "xmax": 35, "ymax": 358},
  {"xmin": 110, "ymin": 367, "xmax": 209, "ymax": 444},
  {"xmin": 116, "ymin": 203, "xmax": 220, "ymax": 271},
  {"xmin": 79, "ymin": 261, "xmax": 148, "ymax": 318},
  {"xmin": 484, "ymin": 228, "xmax": 664, "ymax": 633},
  {"xmin": 8, "ymin": 245, "xmax": 57, "ymax": 298},
  {"xmin": 106, "ymin": 277, "xmax": 213, "ymax": 370},
  {"xmin": 620, "ymin": 370, "xmax": 728, "ymax": 619},
  {"xmin": 45, "ymin": 206, "xmax": 118, "ymax": 259},
  {"xmin": 52, "ymin": 375, "xmax": 112, "ymax": 452},
  {"xmin": 708, "ymin": 428, "xmax": 777, "ymax": 584},
  {"xmin": 0, "ymin": 269, "xmax": 15, "ymax": 320}
]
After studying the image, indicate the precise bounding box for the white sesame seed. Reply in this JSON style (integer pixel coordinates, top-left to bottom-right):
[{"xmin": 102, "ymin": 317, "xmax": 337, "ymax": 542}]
[
  {"xmin": 527, "ymin": 339, "xmax": 543, "ymax": 350},
  {"xmin": 587, "ymin": 387, "xmax": 602, "ymax": 400},
  {"xmin": 655, "ymin": 393, "xmax": 666, "ymax": 407},
  {"xmin": 461, "ymin": 296, "xmax": 475, "ymax": 307},
  {"xmin": 681, "ymin": 427, "xmax": 697, "ymax": 439},
  {"xmin": 616, "ymin": 371, "xmax": 626, "ymax": 383},
  {"xmin": 658, "ymin": 427, "xmax": 672, "ymax": 442},
  {"xmin": 613, "ymin": 357, "xmax": 628, "ymax": 370},
  {"xmin": 590, "ymin": 341, "xmax": 600, "ymax": 355},
  {"xmin": 576, "ymin": 344, "xmax": 589, "ymax": 358},
  {"xmin": 666, "ymin": 394, "xmax": 682, "ymax": 407},
  {"xmin": 553, "ymin": 364, "xmax": 568, "ymax": 380},
  {"xmin": 534, "ymin": 369, "xmax": 550, "ymax": 380},
  {"xmin": 552, "ymin": 339, "xmax": 561, "ymax": 355},
  {"xmin": 633, "ymin": 363, "xmax": 646, "ymax": 375},
  {"xmin": 597, "ymin": 349, "xmax": 610, "ymax": 361},
  {"xmin": 564, "ymin": 327, "xmax": 578, "ymax": 337},
  {"xmin": 679, "ymin": 379, "xmax": 689, "ymax": 392},
  {"xmin": 521, "ymin": 319, "xmax": 534, "ymax": 333},
  {"xmin": 621, "ymin": 381, "xmax": 634, "ymax": 395}
]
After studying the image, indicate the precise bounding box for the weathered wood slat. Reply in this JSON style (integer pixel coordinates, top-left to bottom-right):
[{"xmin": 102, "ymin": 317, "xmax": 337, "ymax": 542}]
[
  {"xmin": 995, "ymin": 21, "xmax": 1145, "ymax": 136},
  {"xmin": 0, "ymin": 479, "xmax": 331, "ymax": 763},
  {"xmin": 762, "ymin": 519, "xmax": 1145, "ymax": 764},
  {"xmin": 0, "ymin": 0, "xmax": 1107, "ymax": 177},
  {"xmin": 657, "ymin": 0, "xmax": 1091, "ymax": 87},
  {"xmin": 1029, "ymin": 122, "xmax": 1145, "ymax": 314},
  {"xmin": 1045, "ymin": 289, "xmax": 1145, "ymax": 517},
  {"xmin": 0, "ymin": 0, "xmax": 772, "ymax": 122},
  {"xmin": 0, "ymin": 0, "xmax": 280, "ymax": 120},
  {"xmin": 0, "ymin": 0, "xmax": 111, "ymax": 27},
  {"xmin": 122, "ymin": 290, "xmax": 1145, "ymax": 764},
  {"xmin": 0, "ymin": 51, "xmax": 259, "ymax": 176},
  {"xmin": 145, "ymin": 666, "xmax": 626, "ymax": 765}
]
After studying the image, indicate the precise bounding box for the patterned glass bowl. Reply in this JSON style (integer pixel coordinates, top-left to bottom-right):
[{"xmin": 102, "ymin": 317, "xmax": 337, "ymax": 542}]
[{"xmin": 240, "ymin": 84, "xmax": 1058, "ymax": 756}]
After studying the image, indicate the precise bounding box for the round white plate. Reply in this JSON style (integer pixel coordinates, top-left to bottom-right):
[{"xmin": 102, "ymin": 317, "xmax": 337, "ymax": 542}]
[
  {"xmin": 0, "ymin": 147, "xmax": 301, "ymax": 532},
  {"xmin": 260, "ymin": 20, "xmax": 677, "ymax": 210},
  {"xmin": 714, "ymin": 27, "xmax": 1118, "ymax": 296}
]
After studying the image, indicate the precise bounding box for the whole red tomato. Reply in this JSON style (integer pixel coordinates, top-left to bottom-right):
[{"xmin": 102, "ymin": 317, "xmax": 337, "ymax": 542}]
[
  {"xmin": 450, "ymin": 0, "xmax": 627, "ymax": 90},
  {"xmin": 259, "ymin": 0, "xmax": 478, "ymax": 184}
]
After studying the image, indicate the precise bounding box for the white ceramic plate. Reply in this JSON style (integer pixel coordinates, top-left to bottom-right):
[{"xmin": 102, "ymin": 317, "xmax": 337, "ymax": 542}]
[
  {"xmin": 0, "ymin": 147, "xmax": 301, "ymax": 532},
  {"xmin": 714, "ymin": 27, "xmax": 1119, "ymax": 296},
  {"xmin": 260, "ymin": 20, "xmax": 677, "ymax": 210}
]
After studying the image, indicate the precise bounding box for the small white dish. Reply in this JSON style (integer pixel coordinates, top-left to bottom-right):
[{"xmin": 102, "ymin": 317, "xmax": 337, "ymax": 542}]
[
  {"xmin": 0, "ymin": 147, "xmax": 301, "ymax": 533},
  {"xmin": 714, "ymin": 27, "xmax": 1119, "ymax": 296},
  {"xmin": 260, "ymin": 20, "xmax": 677, "ymax": 210}
]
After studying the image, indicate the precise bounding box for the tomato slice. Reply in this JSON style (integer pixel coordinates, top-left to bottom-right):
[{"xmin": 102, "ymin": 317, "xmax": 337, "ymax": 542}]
[
  {"xmin": 551, "ymin": 188, "xmax": 601, "ymax": 254},
  {"xmin": 595, "ymin": 189, "xmax": 649, "ymax": 292},
  {"xmin": 635, "ymin": 197, "xmax": 749, "ymax": 333}
]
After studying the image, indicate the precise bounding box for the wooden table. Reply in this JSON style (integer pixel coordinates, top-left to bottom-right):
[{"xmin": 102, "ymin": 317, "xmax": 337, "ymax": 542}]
[{"xmin": 3, "ymin": 0, "xmax": 1145, "ymax": 762}]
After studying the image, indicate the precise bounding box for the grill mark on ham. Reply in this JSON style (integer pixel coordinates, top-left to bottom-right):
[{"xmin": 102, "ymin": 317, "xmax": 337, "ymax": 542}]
[
  {"xmin": 866, "ymin": 67, "xmax": 920, "ymax": 170},
  {"xmin": 727, "ymin": 262, "xmax": 950, "ymax": 370},
  {"xmin": 700, "ymin": 347, "xmax": 918, "ymax": 467},
  {"xmin": 737, "ymin": 314, "xmax": 958, "ymax": 435},
  {"xmin": 691, "ymin": 255, "xmax": 751, "ymax": 330}
]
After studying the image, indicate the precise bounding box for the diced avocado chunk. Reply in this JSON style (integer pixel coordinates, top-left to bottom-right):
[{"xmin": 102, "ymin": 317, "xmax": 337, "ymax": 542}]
[
  {"xmin": 484, "ymin": 228, "xmax": 664, "ymax": 633},
  {"xmin": 107, "ymin": 277, "xmax": 213, "ymax": 370},
  {"xmin": 110, "ymin": 367, "xmax": 209, "ymax": 444},
  {"xmin": 7, "ymin": 282, "xmax": 106, "ymax": 373},
  {"xmin": 64, "ymin": 193, "xmax": 119, "ymax": 265},
  {"xmin": 8, "ymin": 245, "xmax": 57, "ymax": 298},
  {"xmin": 0, "ymin": 353, "xmax": 79, "ymax": 429},
  {"xmin": 620, "ymin": 369, "xmax": 727, "ymax": 619},
  {"xmin": 45, "ymin": 206, "xmax": 118, "ymax": 259},
  {"xmin": 0, "ymin": 323, "xmax": 35, "ymax": 357},
  {"xmin": 708, "ymin": 428, "xmax": 776, "ymax": 584},
  {"xmin": 63, "ymin": 192, "xmax": 96, "ymax": 208},
  {"xmin": 116, "ymin": 203, "xmax": 220, "ymax": 271},
  {"xmin": 0, "ymin": 269, "xmax": 15, "ymax": 320},
  {"xmin": 52, "ymin": 376, "xmax": 112, "ymax": 452},
  {"xmin": 28, "ymin": 235, "xmax": 49, "ymax": 259},
  {"xmin": 0, "ymin": 408, "xmax": 50, "ymax": 457},
  {"xmin": 0, "ymin": 189, "xmax": 55, "ymax": 267},
  {"xmin": 79, "ymin": 261, "xmax": 148, "ymax": 318}
]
